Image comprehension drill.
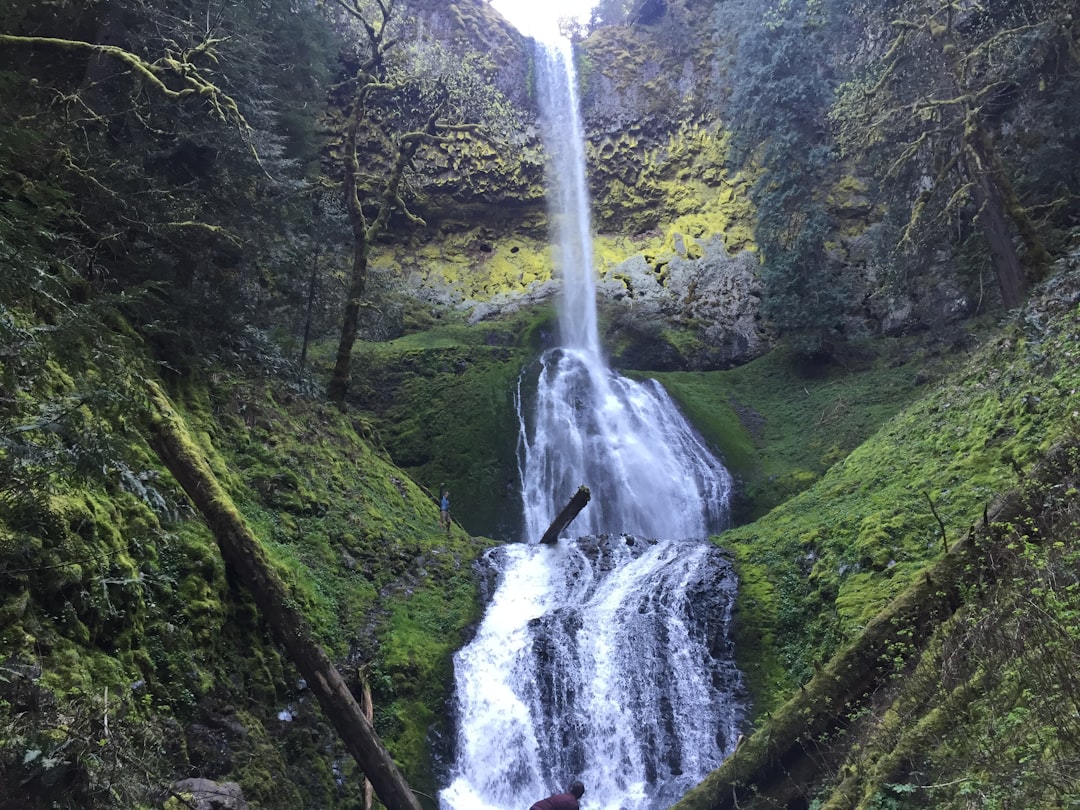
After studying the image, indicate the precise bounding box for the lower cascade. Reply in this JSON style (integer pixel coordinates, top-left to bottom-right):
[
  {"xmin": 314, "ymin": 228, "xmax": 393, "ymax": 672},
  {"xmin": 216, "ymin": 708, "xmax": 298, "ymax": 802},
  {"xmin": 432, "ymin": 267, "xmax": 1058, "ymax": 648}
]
[
  {"xmin": 439, "ymin": 532, "xmax": 744, "ymax": 810},
  {"xmin": 438, "ymin": 350, "xmax": 745, "ymax": 810}
]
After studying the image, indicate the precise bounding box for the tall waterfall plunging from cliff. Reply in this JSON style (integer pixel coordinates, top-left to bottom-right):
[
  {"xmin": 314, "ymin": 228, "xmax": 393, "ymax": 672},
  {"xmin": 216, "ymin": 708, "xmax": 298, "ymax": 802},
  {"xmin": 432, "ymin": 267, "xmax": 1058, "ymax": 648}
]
[{"xmin": 439, "ymin": 40, "xmax": 744, "ymax": 810}]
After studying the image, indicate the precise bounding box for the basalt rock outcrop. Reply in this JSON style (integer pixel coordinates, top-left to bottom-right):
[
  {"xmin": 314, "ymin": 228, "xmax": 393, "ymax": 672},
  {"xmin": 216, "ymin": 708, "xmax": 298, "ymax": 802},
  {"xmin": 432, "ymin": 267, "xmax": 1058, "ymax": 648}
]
[{"xmin": 372, "ymin": 0, "xmax": 770, "ymax": 367}]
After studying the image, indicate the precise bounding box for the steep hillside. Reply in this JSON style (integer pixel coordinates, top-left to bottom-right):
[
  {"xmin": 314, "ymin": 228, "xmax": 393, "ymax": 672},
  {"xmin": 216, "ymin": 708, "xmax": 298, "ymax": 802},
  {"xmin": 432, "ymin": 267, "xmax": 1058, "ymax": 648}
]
[
  {"xmin": 0, "ymin": 342, "xmax": 494, "ymax": 808},
  {"xmin": 672, "ymin": 260, "xmax": 1080, "ymax": 808}
]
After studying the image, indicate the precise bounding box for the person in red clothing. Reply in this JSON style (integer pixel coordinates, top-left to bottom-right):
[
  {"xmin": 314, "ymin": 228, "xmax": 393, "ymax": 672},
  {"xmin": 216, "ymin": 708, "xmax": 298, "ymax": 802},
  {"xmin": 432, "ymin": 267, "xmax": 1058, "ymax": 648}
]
[{"xmin": 530, "ymin": 781, "xmax": 585, "ymax": 810}]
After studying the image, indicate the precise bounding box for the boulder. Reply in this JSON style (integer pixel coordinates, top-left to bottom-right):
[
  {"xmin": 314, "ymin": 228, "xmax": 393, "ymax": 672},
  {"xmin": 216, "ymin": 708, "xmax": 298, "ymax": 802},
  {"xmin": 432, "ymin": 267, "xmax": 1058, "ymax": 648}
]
[{"xmin": 170, "ymin": 778, "xmax": 249, "ymax": 810}]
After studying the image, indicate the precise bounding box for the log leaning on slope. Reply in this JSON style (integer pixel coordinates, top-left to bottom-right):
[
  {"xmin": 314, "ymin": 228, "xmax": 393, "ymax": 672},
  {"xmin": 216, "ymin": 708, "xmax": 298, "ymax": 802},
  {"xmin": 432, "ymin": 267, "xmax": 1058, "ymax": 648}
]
[
  {"xmin": 539, "ymin": 485, "xmax": 592, "ymax": 545},
  {"xmin": 143, "ymin": 382, "xmax": 421, "ymax": 810},
  {"xmin": 671, "ymin": 491, "xmax": 1028, "ymax": 810}
]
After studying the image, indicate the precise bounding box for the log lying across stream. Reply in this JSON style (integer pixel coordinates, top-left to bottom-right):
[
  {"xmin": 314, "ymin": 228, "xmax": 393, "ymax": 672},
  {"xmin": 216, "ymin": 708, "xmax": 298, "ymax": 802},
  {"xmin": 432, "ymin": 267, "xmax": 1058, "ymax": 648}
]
[
  {"xmin": 538, "ymin": 485, "xmax": 591, "ymax": 545},
  {"xmin": 144, "ymin": 381, "xmax": 420, "ymax": 810}
]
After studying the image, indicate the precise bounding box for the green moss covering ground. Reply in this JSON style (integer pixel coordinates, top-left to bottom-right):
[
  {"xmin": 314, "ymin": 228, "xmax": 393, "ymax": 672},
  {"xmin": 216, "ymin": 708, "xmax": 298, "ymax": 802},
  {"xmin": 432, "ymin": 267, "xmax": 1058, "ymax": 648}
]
[
  {"xmin": 647, "ymin": 337, "xmax": 946, "ymax": 521},
  {"xmin": 166, "ymin": 371, "xmax": 496, "ymax": 791},
  {"xmin": 343, "ymin": 306, "xmax": 557, "ymax": 539},
  {"xmin": 707, "ymin": 272, "xmax": 1080, "ymax": 722},
  {"xmin": 1, "ymin": 341, "xmax": 495, "ymax": 806}
]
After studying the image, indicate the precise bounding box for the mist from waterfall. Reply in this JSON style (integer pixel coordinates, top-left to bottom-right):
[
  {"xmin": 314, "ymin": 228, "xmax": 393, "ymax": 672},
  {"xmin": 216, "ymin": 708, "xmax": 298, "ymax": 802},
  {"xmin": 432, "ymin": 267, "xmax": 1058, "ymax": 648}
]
[{"xmin": 439, "ymin": 39, "xmax": 745, "ymax": 810}]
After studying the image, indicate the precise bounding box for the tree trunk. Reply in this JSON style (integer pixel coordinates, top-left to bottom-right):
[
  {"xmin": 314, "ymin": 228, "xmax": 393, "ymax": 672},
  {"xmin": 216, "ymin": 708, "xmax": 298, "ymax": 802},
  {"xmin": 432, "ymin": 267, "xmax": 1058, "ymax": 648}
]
[
  {"xmin": 965, "ymin": 147, "xmax": 1029, "ymax": 309},
  {"xmin": 328, "ymin": 118, "xmax": 371, "ymax": 407},
  {"xmin": 972, "ymin": 126, "xmax": 1051, "ymax": 277},
  {"xmin": 672, "ymin": 489, "xmax": 1031, "ymax": 810},
  {"xmin": 328, "ymin": 249, "xmax": 366, "ymax": 406},
  {"xmin": 935, "ymin": 19, "xmax": 1045, "ymax": 309},
  {"xmin": 298, "ymin": 244, "xmax": 321, "ymax": 375},
  {"xmin": 143, "ymin": 381, "xmax": 420, "ymax": 810},
  {"xmin": 360, "ymin": 674, "xmax": 375, "ymax": 810},
  {"xmin": 539, "ymin": 486, "xmax": 591, "ymax": 545}
]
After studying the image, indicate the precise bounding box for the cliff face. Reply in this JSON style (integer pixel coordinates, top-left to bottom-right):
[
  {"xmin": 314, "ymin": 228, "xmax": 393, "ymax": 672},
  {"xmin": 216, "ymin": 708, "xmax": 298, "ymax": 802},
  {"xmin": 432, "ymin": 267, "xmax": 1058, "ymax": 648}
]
[
  {"xmin": 386, "ymin": 0, "xmax": 1079, "ymax": 374},
  {"xmin": 375, "ymin": 0, "xmax": 766, "ymax": 370},
  {"xmin": 380, "ymin": 0, "xmax": 974, "ymax": 371}
]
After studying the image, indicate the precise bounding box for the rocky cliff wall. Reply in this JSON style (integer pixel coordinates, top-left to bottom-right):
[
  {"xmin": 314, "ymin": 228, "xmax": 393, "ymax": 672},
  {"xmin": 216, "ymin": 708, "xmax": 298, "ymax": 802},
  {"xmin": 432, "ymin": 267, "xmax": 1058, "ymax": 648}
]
[
  {"xmin": 369, "ymin": 0, "xmax": 1079, "ymax": 369},
  {"xmin": 374, "ymin": 0, "xmax": 768, "ymax": 370}
]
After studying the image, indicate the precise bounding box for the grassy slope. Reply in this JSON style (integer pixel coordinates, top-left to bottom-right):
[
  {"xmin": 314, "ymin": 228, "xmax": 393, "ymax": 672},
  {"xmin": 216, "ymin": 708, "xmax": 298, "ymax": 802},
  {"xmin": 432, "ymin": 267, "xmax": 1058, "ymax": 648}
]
[
  {"xmin": 1, "ymin": 353, "xmax": 495, "ymax": 808},
  {"xmin": 669, "ymin": 264, "xmax": 1080, "ymax": 809},
  {"xmin": 165, "ymin": 372, "xmax": 497, "ymax": 795},
  {"xmin": 647, "ymin": 338, "xmax": 948, "ymax": 521},
  {"xmin": 721, "ymin": 268, "xmax": 1079, "ymax": 711},
  {"xmin": 342, "ymin": 307, "xmax": 557, "ymax": 540}
]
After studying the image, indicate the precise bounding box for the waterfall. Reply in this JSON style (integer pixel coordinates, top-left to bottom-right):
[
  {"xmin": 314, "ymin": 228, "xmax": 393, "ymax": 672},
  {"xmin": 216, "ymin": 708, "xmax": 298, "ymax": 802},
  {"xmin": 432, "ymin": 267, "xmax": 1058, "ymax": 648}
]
[
  {"xmin": 536, "ymin": 37, "xmax": 599, "ymax": 357},
  {"xmin": 439, "ymin": 39, "xmax": 745, "ymax": 810}
]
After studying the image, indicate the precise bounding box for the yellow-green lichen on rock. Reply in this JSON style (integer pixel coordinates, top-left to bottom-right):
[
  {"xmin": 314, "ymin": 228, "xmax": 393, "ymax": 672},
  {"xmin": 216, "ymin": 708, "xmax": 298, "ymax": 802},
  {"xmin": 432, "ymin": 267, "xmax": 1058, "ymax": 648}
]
[
  {"xmin": 384, "ymin": 229, "xmax": 555, "ymax": 302},
  {"xmin": 587, "ymin": 121, "xmax": 757, "ymax": 252}
]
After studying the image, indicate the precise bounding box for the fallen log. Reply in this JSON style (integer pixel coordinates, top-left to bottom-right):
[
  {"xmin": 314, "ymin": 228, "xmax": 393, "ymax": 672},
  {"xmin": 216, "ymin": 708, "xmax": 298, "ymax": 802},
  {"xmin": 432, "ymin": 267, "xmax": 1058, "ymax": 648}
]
[
  {"xmin": 671, "ymin": 483, "xmax": 1036, "ymax": 810},
  {"xmin": 538, "ymin": 485, "xmax": 591, "ymax": 545},
  {"xmin": 143, "ymin": 381, "xmax": 420, "ymax": 810}
]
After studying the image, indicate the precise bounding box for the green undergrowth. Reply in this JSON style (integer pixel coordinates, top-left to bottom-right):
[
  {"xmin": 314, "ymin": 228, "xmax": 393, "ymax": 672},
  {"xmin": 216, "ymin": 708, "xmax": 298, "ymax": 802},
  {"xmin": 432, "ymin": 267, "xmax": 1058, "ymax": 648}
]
[
  {"xmin": 865, "ymin": 441, "xmax": 1080, "ymax": 809},
  {"xmin": 164, "ymin": 370, "xmax": 496, "ymax": 793},
  {"xmin": 672, "ymin": 430, "xmax": 1080, "ymax": 810},
  {"xmin": 648, "ymin": 335, "xmax": 953, "ymax": 521},
  {"xmin": 715, "ymin": 270, "xmax": 1080, "ymax": 719},
  {"xmin": 1, "ymin": 334, "xmax": 495, "ymax": 806},
  {"xmin": 344, "ymin": 305, "xmax": 556, "ymax": 539}
]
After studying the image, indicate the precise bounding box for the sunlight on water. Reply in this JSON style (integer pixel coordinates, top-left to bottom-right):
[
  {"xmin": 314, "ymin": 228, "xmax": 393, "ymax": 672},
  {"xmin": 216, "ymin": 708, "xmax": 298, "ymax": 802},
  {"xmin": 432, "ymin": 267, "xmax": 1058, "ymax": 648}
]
[{"xmin": 490, "ymin": 0, "xmax": 599, "ymax": 40}]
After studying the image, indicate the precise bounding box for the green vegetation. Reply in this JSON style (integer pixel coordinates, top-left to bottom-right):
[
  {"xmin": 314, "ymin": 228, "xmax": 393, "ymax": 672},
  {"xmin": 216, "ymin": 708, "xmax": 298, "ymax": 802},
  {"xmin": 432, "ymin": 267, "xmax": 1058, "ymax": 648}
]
[
  {"xmin": 830, "ymin": 0, "xmax": 1060, "ymax": 308},
  {"xmin": 724, "ymin": 0, "xmax": 850, "ymax": 358},
  {"xmin": 649, "ymin": 337, "xmax": 948, "ymax": 520},
  {"xmin": 324, "ymin": 0, "xmax": 521, "ymax": 404},
  {"xmin": 346, "ymin": 306, "xmax": 557, "ymax": 538},
  {"xmin": 2, "ymin": 0, "xmax": 1080, "ymax": 807},
  {"xmin": 1, "ymin": 349, "xmax": 492, "ymax": 806},
  {"xmin": 673, "ymin": 412, "xmax": 1080, "ymax": 810},
  {"xmin": 169, "ymin": 372, "xmax": 496, "ymax": 783},
  {"xmin": 711, "ymin": 270, "xmax": 1080, "ymax": 720}
]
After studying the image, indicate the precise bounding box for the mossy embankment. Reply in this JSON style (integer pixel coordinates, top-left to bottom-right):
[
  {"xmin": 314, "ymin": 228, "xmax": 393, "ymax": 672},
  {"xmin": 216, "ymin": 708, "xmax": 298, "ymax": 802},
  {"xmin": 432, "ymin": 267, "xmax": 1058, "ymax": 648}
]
[
  {"xmin": 644, "ymin": 338, "xmax": 951, "ymax": 522},
  {"xmin": 161, "ymin": 372, "xmax": 496, "ymax": 784},
  {"xmin": 341, "ymin": 306, "xmax": 558, "ymax": 540},
  {"xmin": 1, "ymin": 345, "xmax": 495, "ymax": 807},
  {"xmin": 720, "ymin": 270, "xmax": 1080, "ymax": 713},
  {"xmin": 668, "ymin": 267, "xmax": 1080, "ymax": 808}
]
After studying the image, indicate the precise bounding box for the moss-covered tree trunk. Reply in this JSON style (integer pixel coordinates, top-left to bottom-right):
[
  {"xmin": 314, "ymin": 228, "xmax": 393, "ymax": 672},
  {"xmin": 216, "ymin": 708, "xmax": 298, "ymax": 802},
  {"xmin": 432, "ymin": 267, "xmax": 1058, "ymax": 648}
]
[
  {"xmin": 328, "ymin": 114, "xmax": 372, "ymax": 407},
  {"xmin": 143, "ymin": 381, "xmax": 420, "ymax": 810},
  {"xmin": 328, "ymin": 246, "xmax": 369, "ymax": 405},
  {"xmin": 971, "ymin": 125, "xmax": 1051, "ymax": 277},
  {"xmin": 933, "ymin": 15, "xmax": 1049, "ymax": 309},
  {"xmin": 671, "ymin": 489, "xmax": 1029, "ymax": 810},
  {"xmin": 964, "ymin": 144, "xmax": 1029, "ymax": 309}
]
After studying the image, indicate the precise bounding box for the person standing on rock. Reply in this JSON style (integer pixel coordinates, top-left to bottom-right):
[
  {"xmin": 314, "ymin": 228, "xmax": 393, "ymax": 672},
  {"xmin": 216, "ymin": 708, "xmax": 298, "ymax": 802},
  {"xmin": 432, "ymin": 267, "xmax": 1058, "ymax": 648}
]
[{"xmin": 530, "ymin": 781, "xmax": 585, "ymax": 810}]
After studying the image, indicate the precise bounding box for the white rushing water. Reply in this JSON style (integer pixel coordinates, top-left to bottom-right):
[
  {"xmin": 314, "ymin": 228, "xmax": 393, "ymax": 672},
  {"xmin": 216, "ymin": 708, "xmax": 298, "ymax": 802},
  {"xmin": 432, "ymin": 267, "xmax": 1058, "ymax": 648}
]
[{"xmin": 439, "ymin": 39, "xmax": 744, "ymax": 810}]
